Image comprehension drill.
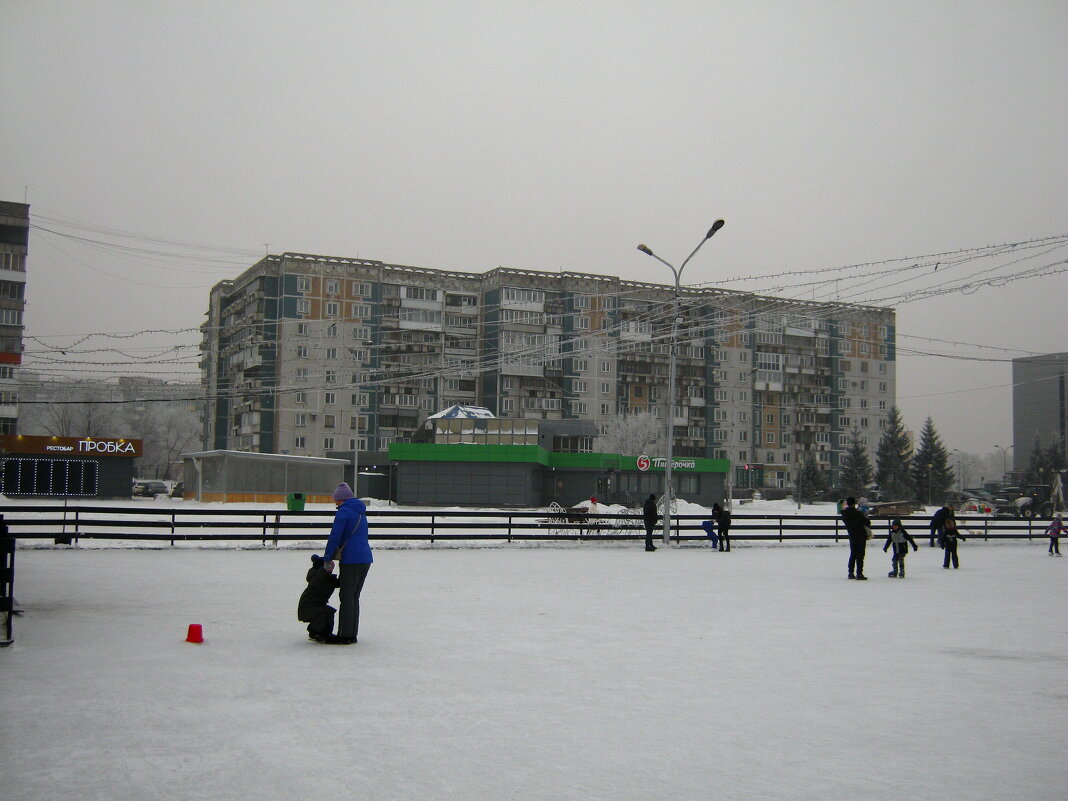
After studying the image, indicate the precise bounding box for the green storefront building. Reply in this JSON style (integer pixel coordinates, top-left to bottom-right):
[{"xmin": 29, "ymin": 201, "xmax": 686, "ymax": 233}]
[{"xmin": 389, "ymin": 442, "xmax": 729, "ymax": 508}]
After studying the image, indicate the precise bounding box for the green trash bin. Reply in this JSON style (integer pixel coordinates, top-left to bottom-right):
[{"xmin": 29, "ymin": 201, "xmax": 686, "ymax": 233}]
[{"xmin": 286, "ymin": 492, "xmax": 305, "ymax": 512}]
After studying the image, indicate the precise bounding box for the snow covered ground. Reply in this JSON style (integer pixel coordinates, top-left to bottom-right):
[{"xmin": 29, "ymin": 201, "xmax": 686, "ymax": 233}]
[{"xmin": 3, "ymin": 526, "xmax": 1065, "ymax": 800}]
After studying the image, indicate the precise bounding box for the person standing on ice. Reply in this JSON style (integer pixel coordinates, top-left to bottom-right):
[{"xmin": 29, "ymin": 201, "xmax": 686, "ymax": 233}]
[
  {"xmin": 642, "ymin": 494, "xmax": 658, "ymax": 551},
  {"xmin": 1045, "ymin": 514, "xmax": 1063, "ymax": 556},
  {"xmin": 841, "ymin": 496, "xmax": 871, "ymax": 580},
  {"xmin": 940, "ymin": 515, "xmax": 966, "ymax": 569},
  {"xmin": 323, "ymin": 482, "xmax": 372, "ymax": 645},
  {"xmin": 712, "ymin": 502, "xmax": 731, "ymax": 552},
  {"xmin": 881, "ymin": 518, "xmax": 918, "ymax": 578}
]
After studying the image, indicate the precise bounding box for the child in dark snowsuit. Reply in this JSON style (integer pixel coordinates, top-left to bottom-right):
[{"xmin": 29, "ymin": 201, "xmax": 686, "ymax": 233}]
[
  {"xmin": 882, "ymin": 518, "xmax": 918, "ymax": 578},
  {"xmin": 941, "ymin": 517, "xmax": 967, "ymax": 569},
  {"xmin": 298, "ymin": 554, "xmax": 341, "ymax": 643}
]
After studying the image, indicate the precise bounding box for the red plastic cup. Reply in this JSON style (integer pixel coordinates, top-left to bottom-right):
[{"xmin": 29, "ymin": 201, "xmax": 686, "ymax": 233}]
[{"xmin": 185, "ymin": 623, "xmax": 204, "ymax": 643}]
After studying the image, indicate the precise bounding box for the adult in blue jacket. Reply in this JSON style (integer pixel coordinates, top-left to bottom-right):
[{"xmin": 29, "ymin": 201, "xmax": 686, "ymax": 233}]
[{"xmin": 323, "ymin": 483, "xmax": 372, "ymax": 645}]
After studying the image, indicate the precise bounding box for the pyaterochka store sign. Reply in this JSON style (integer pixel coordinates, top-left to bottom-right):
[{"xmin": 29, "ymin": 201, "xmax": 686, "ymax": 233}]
[{"xmin": 636, "ymin": 455, "xmax": 696, "ymax": 471}]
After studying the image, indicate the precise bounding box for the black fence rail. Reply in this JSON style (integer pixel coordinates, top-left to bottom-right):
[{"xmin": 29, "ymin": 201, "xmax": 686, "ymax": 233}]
[{"xmin": 0, "ymin": 505, "xmax": 1055, "ymax": 547}]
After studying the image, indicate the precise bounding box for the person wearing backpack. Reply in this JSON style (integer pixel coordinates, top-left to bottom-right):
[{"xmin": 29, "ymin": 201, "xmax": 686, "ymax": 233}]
[
  {"xmin": 323, "ymin": 483, "xmax": 373, "ymax": 644},
  {"xmin": 941, "ymin": 515, "xmax": 967, "ymax": 569}
]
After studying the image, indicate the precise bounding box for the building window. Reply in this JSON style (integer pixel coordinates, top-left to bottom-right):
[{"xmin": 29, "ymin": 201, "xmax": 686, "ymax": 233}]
[
  {"xmin": 297, "ymin": 277, "xmax": 311, "ymax": 292},
  {"xmin": 296, "ymin": 368, "xmax": 309, "ymax": 381},
  {"xmin": 325, "ymin": 348, "xmax": 338, "ymax": 360},
  {"xmin": 296, "ymin": 345, "xmax": 308, "ymax": 358},
  {"xmin": 324, "ymin": 392, "xmax": 336, "ymax": 405},
  {"xmin": 404, "ymin": 286, "xmax": 438, "ymax": 301},
  {"xmin": 766, "ymin": 432, "xmax": 776, "ymax": 443},
  {"xmin": 325, "ymin": 370, "xmax": 337, "ymax": 384},
  {"xmin": 324, "ymin": 414, "xmax": 336, "ymax": 428},
  {"xmin": 294, "ymin": 436, "xmax": 306, "ymax": 449},
  {"xmin": 295, "ymin": 414, "xmax": 307, "ymax": 427},
  {"xmin": 325, "ymin": 279, "xmax": 340, "ymax": 295},
  {"xmin": 297, "ymin": 299, "xmax": 310, "ymax": 316},
  {"xmin": 295, "ymin": 391, "xmax": 306, "ymax": 404},
  {"xmin": 600, "ymin": 402, "xmax": 612, "ymax": 415},
  {"xmin": 297, "ymin": 323, "xmax": 308, "ymax": 336},
  {"xmin": 600, "ymin": 382, "xmax": 611, "ymax": 394},
  {"xmin": 326, "ymin": 301, "xmax": 340, "ymax": 317},
  {"xmin": 324, "ymin": 437, "xmax": 335, "ymax": 450},
  {"xmin": 502, "ymin": 398, "xmax": 514, "ymax": 413}
]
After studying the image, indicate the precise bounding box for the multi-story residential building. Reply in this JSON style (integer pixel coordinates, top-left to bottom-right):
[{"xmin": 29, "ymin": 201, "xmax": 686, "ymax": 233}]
[
  {"xmin": 1012, "ymin": 352, "xmax": 1067, "ymax": 472},
  {"xmin": 0, "ymin": 201, "xmax": 28, "ymax": 435},
  {"xmin": 201, "ymin": 252, "xmax": 896, "ymax": 490}
]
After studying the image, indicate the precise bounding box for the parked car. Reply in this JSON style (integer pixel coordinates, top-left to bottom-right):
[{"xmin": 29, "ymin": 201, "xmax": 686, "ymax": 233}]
[
  {"xmin": 132, "ymin": 480, "xmax": 168, "ymax": 497},
  {"xmin": 169, "ymin": 481, "xmax": 184, "ymax": 498}
]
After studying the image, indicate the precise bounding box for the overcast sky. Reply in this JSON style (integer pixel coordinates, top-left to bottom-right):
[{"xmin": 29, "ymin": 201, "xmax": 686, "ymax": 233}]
[{"xmin": 2, "ymin": 1, "xmax": 1065, "ymax": 461}]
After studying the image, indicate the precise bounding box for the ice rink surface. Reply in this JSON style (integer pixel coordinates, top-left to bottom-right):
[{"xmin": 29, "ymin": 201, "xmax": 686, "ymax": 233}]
[{"xmin": 3, "ymin": 541, "xmax": 1066, "ymax": 801}]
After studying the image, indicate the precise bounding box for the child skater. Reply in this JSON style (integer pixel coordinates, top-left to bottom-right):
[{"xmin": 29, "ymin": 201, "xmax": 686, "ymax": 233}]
[
  {"xmin": 941, "ymin": 516, "xmax": 967, "ymax": 569},
  {"xmin": 298, "ymin": 554, "xmax": 341, "ymax": 643},
  {"xmin": 1046, "ymin": 514, "xmax": 1063, "ymax": 556},
  {"xmin": 882, "ymin": 517, "xmax": 918, "ymax": 578}
]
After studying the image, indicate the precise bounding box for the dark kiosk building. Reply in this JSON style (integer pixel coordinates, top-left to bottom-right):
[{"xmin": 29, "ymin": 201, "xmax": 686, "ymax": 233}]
[{"xmin": 0, "ymin": 435, "xmax": 143, "ymax": 498}]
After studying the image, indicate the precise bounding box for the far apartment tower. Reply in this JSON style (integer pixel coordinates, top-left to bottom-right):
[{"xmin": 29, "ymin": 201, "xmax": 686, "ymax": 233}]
[
  {"xmin": 201, "ymin": 252, "xmax": 897, "ymax": 492},
  {"xmin": 0, "ymin": 201, "xmax": 28, "ymax": 434}
]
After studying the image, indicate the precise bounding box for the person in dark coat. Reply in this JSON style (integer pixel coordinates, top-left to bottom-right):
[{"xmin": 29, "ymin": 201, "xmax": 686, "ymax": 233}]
[
  {"xmin": 841, "ymin": 496, "xmax": 872, "ymax": 580},
  {"xmin": 323, "ymin": 482, "xmax": 373, "ymax": 644},
  {"xmin": 642, "ymin": 494, "xmax": 658, "ymax": 551},
  {"xmin": 712, "ymin": 502, "xmax": 731, "ymax": 552},
  {"xmin": 882, "ymin": 518, "xmax": 918, "ymax": 578},
  {"xmin": 298, "ymin": 554, "xmax": 341, "ymax": 643},
  {"xmin": 929, "ymin": 504, "xmax": 953, "ymax": 548},
  {"xmin": 941, "ymin": 515, "xmax": 967, "ymax": 569}
]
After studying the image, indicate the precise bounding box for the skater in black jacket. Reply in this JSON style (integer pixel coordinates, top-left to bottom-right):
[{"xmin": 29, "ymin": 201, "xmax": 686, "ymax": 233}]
[
  {"xmin": 941, "ymin": 517, "xmax": 967, "ymax": 569},
  {"xmin": 929, "ymin": 504, "xmax": 952, "ymax": 548},
  {"xmin": 882, "ymin": 518, "xmax": 918, "ymax": 577},
  {"xmin": 841, "ymin": 496, "xmax": 872, "ymax": 580},
  {"xmin": 642, "ymin": 494, "xmax": 658, "ymax": 551},
  {"xmin": 298, "ymin": 554, "xmax": 341, "ymax": 643},
  {"xmin": 712, "ymin": 503, "xmax": 731, "ymax": 552}
]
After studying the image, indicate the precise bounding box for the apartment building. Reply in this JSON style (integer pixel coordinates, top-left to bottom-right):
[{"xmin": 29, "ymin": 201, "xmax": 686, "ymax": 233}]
[
  {"xmin": 1012, "ymin": 352, "xmax": 1067, "ymax": 472},
  {"xmin": 201, "ymin": 252, "xmax": 896, "ymax": 490},
  {"xmin": 0, "ymin": 201, "xmax": 28, "ymax": 434}
]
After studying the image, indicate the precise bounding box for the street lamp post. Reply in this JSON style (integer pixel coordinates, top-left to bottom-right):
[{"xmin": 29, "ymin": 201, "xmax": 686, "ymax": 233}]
[
  {"xmin": 952, "ymin": 449, "xmax": 964, "ymax": 491},
  {"xmin": 994, "ymin": 444, "xmax": 1012, "ymax": 483},
  {"xmin": 638, "ymin": 219, "xmax": 725, "ymax": 545}
]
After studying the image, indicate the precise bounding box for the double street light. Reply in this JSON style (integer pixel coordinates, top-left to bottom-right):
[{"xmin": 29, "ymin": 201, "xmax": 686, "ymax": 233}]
[{"xmin": 638, "ymin": 219, "xmax": 725, "ymax": 545}]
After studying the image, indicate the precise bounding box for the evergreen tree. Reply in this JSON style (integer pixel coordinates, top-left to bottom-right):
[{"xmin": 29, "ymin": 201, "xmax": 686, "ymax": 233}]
[
  {"xmin": 840, "ymin": 428, "xmax": 874, "ymax": 498},
  {"xmin": 875, "ymin": 406, "xmax": 913, "ymax": 499},
  {"xmin": 911, "ymin": 417, "xmax": 954, "ymax": 505},
  {"xmin": 1023, "ymin": 436, "xmax": 1067, "ymax": 485},
  {"xmin": 797, "ymin": 451, "xmax": 826, "ymax": 504}
]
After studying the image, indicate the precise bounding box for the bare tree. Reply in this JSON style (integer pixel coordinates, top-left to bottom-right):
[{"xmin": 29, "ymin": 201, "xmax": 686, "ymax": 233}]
[{"xmin": 598, "ymin": 411, "xmax": 663, "ymax": 457}]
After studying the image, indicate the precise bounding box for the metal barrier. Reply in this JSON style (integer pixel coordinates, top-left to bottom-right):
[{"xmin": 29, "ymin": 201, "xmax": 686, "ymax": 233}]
[
  {"xmin": 0, "ymin": 504, "xmax": 1051, "ymax": 546},
  {"xmin": 1, "ymin": 514, "xmax": 13, "ymax": 645}
]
